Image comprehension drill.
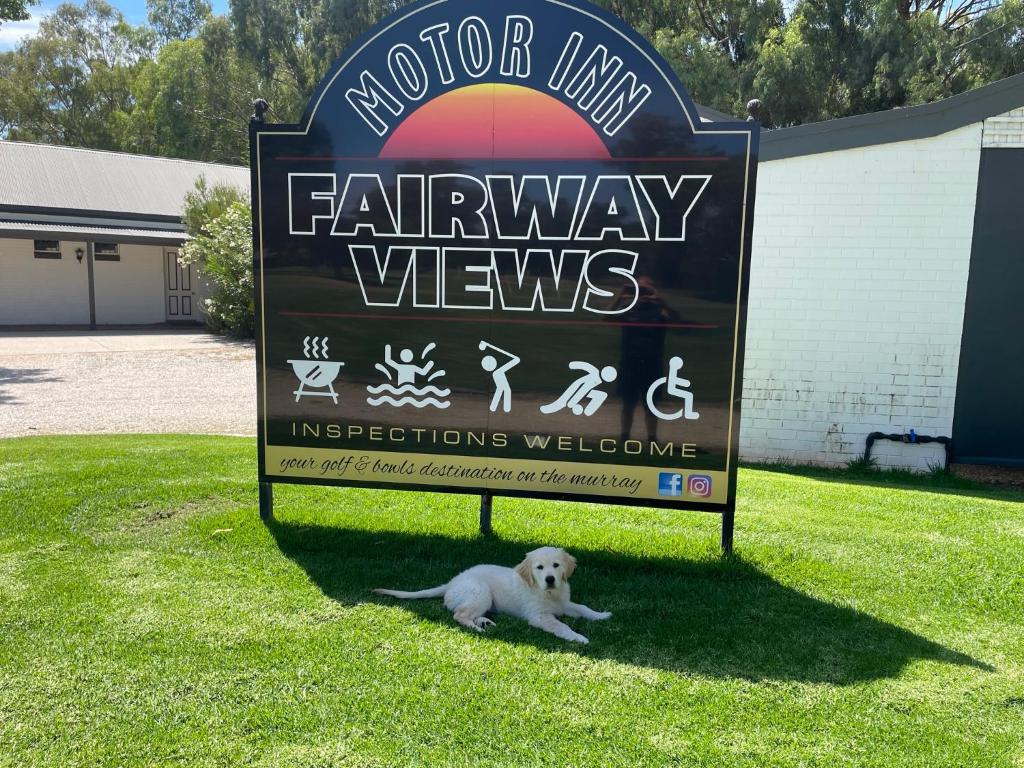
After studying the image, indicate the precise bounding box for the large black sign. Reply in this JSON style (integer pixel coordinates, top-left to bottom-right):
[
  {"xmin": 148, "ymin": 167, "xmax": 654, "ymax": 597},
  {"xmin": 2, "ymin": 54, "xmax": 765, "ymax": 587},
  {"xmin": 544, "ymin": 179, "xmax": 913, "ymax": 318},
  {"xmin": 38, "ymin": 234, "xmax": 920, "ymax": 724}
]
[{"xmin": 251, "ymin": 0, "xmax": 758, "ymax": 517}]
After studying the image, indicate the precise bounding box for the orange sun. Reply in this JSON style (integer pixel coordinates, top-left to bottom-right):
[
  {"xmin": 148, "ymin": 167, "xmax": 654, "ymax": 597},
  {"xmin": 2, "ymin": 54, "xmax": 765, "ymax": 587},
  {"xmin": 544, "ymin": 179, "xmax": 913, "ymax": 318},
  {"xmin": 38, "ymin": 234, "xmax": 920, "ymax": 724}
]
[{"xmin": 379, "ymin": 83, "xmax": 610, "ymax": 160}]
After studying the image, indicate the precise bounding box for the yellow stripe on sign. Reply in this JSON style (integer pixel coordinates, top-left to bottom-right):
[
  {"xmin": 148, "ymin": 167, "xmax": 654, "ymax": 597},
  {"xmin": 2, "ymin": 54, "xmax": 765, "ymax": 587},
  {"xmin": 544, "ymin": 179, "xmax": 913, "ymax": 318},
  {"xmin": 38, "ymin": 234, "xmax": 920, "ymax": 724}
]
[{"xmin": 265, "ymin": 445, "xmax": 728, "ymax": 504}]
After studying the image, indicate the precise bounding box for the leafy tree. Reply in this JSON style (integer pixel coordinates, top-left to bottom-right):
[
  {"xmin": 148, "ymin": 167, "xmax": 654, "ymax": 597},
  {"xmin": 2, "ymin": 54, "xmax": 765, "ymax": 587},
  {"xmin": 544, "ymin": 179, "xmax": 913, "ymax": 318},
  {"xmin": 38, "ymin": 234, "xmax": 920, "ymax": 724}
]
[
  {"xmin": 958, "ymin": 0, "xmax": 1024, "ymax": 85},
  {"xmin": 180, "ymin": 200, "xmax": 255, "ymax": 336},
  {"xmin": 754, "ymin": 0, "xmax": 1022, "ymax": 125},
  {"xmin": 592, "ymin": 0, "xmax": 784, "ymax": 117},
  {"xmin": 2, "ymin": 0, "xmax": 154, "ymax": 148},
  {"xmin": 180, "ymin": 180, "xmax": 254, "ymax": 337},
  {"xmin": 0, "ymin": 0, "xmax": 34, "ymax": 24},
  {"xmin": 182, "ymin": 174, "xmax": 248, "ymax": 235},
  {"xmin": 228, "ymin": 0, "xmax": 415, "ymax": 121},
  {"xmin": 129, "ymin": 16, "xmax": 259, "ymax": 162},
  {"xmin": 0, "ymin": 52, "xmax": 17, "ymax": 136},
  {"xmin": 1, "ymin": 0, "xmax": 1019, "ymax": 154},
  {"xmin": 146, "ymin": 0, "xmax": 211, "ymax": 42}
]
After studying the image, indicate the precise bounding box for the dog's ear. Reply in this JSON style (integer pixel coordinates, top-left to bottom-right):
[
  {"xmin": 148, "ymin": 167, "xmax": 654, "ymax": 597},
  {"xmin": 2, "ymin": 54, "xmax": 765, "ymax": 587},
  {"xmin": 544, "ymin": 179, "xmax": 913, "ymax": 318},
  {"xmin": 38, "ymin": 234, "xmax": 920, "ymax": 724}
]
[
  {"xmin": 515, "ymin": 555, "xmax": 536, "ymax": 588},
  {"xmin": 562, "ymin": 551, "xmax": 577, "ymax": 579}
]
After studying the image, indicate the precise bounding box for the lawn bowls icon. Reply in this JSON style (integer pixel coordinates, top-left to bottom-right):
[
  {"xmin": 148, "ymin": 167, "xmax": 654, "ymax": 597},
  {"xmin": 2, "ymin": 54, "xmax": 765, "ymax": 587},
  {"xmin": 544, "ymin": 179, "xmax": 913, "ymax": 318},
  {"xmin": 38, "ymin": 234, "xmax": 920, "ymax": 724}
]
[{"xmin": 288, "ymin": 336, "xmax": 344, "ymax": 404}]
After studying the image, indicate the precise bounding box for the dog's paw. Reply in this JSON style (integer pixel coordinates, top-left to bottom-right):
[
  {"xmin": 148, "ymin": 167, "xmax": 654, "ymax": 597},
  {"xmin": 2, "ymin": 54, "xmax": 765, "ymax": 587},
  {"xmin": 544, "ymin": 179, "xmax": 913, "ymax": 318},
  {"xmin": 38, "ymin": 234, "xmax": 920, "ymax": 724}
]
[
  {"xmin": 571, "ymin": 634, "xmax": 590, "ymax": 644},
  {"xmin": 593, "ymin": 611, "xmax": 612, "ymax": 620},
  {"xmin": 474, "ymin": 616, "xmax": 495, "ymax": 630}
]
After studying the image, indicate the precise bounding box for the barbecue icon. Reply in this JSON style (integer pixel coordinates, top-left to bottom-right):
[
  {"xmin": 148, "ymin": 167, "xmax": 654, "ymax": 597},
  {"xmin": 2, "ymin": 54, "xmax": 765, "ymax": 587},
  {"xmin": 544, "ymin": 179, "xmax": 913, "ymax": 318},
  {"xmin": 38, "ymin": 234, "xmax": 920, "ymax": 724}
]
[{"xmin": 288, "ymin": 336, "xmax": 344, "ymax": 404}]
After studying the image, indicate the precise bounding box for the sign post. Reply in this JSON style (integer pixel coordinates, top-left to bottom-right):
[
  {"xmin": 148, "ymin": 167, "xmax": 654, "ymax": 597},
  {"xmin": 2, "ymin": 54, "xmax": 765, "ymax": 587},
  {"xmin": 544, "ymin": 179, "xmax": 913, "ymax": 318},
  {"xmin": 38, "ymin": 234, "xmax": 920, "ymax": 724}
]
[{"xmin": 250, "ymin": 0, "xmax": 758, "ymax": 552}]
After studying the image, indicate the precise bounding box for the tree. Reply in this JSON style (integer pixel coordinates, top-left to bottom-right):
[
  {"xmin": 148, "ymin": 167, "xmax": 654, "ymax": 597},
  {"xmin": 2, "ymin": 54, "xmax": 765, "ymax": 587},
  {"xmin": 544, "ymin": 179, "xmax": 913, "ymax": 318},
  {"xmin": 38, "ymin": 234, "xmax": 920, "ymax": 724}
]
[
  {"xmin": 2, "ymin": 1, "xmax": 155, "ymax": 148},
  {"xmin": 129, "ymin": 16, "xmax": 260, "ymax": 162},
  {"xmin": 753, "ymin": 0, "xmax": 1024, "ymax": 126},
  {"xmin": 181, "ymin": 174, "xmax": 248, "ymax": 234},
  {"xmin": 1, "ymin": 0, "xmax": 1019, "ymax": 154},
  {"xmin": 146, "ymin": 0, "xmax": 211, "ymax": 42},
  {"xmin": 229, "ymin": 0, "xmax": 414, "ymax": 121},
  {"xmin": 180, "ymin": 181, "xmax": 253, "ymax": 336},
  {"xmin": 957, "ymin": 0, "xmax": 1024, "ymax": 85},
  {"xmin": 0, "ymin": 52, "xmax": 17, "ymax": 136},
  {"xmin": 0, "ymin": 0, "xmax": 34, "ymax": 24}
]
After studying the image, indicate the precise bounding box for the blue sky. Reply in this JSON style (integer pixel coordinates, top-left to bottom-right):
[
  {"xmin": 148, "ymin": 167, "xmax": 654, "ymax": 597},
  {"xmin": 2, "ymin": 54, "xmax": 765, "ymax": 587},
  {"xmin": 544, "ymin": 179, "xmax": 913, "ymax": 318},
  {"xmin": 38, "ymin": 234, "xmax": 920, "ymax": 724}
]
[{"xmin": 0, "ymin": 0, "xmax": 230, "ymax": 50}]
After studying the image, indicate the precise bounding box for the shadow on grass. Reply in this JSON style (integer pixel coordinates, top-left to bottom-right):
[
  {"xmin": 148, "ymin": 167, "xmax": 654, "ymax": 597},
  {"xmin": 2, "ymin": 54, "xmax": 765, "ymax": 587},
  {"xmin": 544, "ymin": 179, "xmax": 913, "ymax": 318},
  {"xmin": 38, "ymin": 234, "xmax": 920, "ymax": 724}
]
[
  {"xmin": 267, "ymin": 517, "xmax": 991, "ymax": 684},
  {"xmin": 742, "ymin": 461, "xmax": 1024, "ymax": 504}
]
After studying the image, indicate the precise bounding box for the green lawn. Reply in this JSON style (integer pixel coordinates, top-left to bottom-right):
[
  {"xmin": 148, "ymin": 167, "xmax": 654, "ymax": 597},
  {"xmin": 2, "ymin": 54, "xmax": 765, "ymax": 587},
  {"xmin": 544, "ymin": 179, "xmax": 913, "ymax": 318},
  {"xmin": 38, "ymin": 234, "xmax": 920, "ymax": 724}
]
[{"xmin": 1, "ymin": 435, "xmax": 1022, "ymax": 767}]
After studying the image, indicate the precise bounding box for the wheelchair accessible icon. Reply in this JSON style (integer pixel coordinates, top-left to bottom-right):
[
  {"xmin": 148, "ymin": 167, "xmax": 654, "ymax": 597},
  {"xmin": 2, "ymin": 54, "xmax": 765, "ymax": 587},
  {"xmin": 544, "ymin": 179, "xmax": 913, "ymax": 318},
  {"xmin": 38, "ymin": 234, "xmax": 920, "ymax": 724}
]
[{"xmin": 646, "ymin": 356, "xmax": 700, "ymax": 421}]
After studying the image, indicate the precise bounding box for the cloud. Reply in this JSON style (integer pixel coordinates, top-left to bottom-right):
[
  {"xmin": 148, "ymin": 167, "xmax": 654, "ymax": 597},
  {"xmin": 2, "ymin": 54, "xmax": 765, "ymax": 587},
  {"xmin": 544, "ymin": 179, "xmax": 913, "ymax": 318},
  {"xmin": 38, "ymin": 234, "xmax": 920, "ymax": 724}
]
[{"xmin": 0, "ymin": 12, "xmax": 44, "ymax": 51}]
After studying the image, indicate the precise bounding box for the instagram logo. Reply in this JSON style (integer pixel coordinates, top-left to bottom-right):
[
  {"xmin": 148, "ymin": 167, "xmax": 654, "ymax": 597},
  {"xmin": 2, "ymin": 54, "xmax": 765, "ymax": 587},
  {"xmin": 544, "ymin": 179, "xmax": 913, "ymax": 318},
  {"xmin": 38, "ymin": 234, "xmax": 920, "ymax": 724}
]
[{"xmin": 687, "ymin": 474, "xmax": 712, "ymax": 497}]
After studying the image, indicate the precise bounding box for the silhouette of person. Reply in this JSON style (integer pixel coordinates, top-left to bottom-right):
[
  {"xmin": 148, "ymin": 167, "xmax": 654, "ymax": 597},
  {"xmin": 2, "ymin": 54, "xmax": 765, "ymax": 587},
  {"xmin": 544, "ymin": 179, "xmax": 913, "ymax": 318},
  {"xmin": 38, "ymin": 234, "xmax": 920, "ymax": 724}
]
[{"xmin": 610, "ymin": 277, "xmax": 679, "ymax": 441}]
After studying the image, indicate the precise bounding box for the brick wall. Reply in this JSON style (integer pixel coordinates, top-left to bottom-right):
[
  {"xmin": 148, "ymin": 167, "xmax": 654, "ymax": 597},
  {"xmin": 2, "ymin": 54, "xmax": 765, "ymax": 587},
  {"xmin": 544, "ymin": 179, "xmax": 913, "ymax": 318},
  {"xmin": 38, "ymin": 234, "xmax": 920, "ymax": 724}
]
[
  {"xmin": 983, "ymin": 108, "xmax": 1024, "ymax": 148},
  {"xmin": 740, "ymin": 124, "xmax": 983, "ymax": 469}
]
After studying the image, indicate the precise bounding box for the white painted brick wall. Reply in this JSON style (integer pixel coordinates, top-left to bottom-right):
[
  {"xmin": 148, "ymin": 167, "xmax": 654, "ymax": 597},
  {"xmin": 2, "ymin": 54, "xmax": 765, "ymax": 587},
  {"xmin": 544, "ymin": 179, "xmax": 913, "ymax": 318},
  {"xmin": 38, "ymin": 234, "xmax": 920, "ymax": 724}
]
[
  {"xmin": 0, "ymin": 238, "xmax": 91, "ymax": 325},
  {"xmin": 983, "ymin": 108, "xmax": 1024, "ymax": 147},
  {"xmin": 741, "ymin": 124, "xmax": 983, "ymax": 470}
]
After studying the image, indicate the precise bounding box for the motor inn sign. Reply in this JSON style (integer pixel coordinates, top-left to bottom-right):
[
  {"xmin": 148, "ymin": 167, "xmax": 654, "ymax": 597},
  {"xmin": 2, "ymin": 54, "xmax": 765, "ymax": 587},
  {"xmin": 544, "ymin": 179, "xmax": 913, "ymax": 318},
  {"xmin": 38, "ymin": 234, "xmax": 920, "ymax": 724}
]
[{"xmin": 250, "ymin": 0, "xmax": 758, "ymax": 545}]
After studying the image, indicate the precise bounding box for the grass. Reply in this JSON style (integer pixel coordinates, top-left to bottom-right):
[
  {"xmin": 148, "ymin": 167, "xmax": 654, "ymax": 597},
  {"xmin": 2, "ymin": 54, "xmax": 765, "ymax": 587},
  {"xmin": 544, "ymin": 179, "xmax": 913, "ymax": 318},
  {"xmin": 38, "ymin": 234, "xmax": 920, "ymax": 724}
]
[{"xmin": 1, "ymin": 435, "xmax": 1022, "ymax": 767}]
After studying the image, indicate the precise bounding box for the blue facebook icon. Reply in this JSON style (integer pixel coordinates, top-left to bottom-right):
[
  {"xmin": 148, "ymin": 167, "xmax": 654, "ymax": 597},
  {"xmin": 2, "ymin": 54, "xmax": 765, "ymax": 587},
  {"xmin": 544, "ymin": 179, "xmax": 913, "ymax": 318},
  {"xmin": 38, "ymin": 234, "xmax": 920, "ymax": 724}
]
[{"xmin": 658, "ymin": 472, "xmax": 683, "ymax": 496}]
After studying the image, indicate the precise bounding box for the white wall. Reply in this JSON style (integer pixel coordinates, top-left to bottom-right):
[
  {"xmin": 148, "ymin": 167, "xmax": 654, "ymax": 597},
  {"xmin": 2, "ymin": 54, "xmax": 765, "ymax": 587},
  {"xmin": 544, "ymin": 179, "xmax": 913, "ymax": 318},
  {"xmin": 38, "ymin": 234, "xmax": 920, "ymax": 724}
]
[
  {"xmin": 741, "ymin": 124, "xmax": 983, "ymax": 470},
  {"xmin": 93, "ymin": 243, "xmax": 166, "ymax": 325},
  {"xmin": 983, "ymin": 108, "xmax": 1024, "ymax": 148},
  {"xmin": 0, "ymin": 238, "xmax": 91, "ymax": 325}
]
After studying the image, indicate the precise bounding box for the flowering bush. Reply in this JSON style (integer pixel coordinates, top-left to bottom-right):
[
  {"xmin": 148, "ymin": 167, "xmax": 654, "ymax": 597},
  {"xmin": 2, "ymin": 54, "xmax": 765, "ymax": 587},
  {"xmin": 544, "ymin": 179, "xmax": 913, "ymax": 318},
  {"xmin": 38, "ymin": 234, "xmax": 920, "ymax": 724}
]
[{"xmin": 180, "ymin": 199, "xmax": 254, "ymax": 337}]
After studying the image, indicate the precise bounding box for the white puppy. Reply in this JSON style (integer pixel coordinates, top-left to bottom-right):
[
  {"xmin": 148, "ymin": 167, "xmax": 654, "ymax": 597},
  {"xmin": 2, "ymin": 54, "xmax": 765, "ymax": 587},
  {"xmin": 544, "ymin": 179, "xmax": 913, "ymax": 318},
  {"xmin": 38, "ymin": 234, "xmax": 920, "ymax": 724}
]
[{"xmin": 374, "ymin": 546, "xmax": 611, "ymax": 643}]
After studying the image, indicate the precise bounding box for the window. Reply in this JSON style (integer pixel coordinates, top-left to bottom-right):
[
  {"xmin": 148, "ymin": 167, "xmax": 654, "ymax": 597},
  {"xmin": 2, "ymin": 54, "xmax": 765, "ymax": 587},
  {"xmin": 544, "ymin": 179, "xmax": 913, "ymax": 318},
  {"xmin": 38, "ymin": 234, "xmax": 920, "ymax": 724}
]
[
  {"xmin": 33, "ymin": 240, "xmax": 61, "ymax": 259},
  {"xmin": 94, "ymin": 243, "xmax": 120, "ymax": 261}
]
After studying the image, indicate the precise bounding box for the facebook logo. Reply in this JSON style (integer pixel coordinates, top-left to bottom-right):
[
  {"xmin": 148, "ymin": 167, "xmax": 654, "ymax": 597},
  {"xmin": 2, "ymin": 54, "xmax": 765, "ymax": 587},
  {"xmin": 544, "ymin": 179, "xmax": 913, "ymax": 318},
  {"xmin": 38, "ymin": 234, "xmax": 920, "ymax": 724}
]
[{"xmin": 658, "ymin": 472, "xmax": 683, "ymax": 496}]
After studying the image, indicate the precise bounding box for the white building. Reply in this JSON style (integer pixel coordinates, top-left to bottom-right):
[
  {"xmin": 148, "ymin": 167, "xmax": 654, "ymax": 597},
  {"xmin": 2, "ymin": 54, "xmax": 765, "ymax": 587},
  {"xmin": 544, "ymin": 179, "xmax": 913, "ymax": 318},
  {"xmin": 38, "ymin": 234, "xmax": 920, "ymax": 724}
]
[
  {"xmin": 0, "ymin": 142, "xmax": 248, "ymax": 327},
  {"xmin": 744, "ymin": 72, "xmax": 1024, "ymax": 470}
]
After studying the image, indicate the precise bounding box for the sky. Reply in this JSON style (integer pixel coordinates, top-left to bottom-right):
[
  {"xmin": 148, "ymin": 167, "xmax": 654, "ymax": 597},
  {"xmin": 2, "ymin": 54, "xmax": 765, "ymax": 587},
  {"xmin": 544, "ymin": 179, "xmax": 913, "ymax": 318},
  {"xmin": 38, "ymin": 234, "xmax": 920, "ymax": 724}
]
[{"xmin": 0, "ymin": 0, "xmax": 230, "ymax": 51}]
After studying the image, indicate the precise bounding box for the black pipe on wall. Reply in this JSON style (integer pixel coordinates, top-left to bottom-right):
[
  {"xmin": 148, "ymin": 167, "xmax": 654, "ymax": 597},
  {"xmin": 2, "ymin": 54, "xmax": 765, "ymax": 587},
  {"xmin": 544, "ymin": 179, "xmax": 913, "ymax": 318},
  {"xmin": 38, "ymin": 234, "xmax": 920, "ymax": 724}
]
[{"xmin": 863, "ymin": 431, "xmax": 953, "ymax": 471}]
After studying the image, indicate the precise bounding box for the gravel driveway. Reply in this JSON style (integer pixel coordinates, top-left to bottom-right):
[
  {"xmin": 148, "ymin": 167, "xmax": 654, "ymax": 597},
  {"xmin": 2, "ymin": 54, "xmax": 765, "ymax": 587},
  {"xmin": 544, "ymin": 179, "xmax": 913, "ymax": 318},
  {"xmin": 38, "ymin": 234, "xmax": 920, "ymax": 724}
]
[{"xmin": 0, "ymin": 330, "xmax": 256, "ymax": 437}]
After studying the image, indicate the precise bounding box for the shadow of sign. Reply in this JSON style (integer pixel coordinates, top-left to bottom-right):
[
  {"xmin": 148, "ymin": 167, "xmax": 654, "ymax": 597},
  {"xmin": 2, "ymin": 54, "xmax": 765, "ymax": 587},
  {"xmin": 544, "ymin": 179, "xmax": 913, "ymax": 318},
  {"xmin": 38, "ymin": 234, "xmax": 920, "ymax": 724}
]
[
  {"xmin": 267, "ymin": 519, "xmax": 990, "ymax": 684},
  {"xmin": 0, "ymin": 367, "xmax": 62, "ymax": 405}
]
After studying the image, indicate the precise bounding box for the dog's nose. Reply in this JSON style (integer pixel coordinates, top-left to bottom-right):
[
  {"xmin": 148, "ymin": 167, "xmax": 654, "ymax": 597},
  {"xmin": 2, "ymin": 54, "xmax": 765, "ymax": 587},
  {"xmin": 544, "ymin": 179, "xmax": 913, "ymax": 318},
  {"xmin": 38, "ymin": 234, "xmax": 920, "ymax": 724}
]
[{"xmin": 545, "ymin": 574, "xmax": 555, "ymax": 586}]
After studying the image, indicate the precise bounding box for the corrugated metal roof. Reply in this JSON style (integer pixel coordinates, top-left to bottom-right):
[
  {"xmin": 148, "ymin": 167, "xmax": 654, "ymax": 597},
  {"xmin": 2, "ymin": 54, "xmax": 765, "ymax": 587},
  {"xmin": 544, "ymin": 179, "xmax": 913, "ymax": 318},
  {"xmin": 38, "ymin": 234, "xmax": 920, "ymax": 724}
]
[
  {"xmin": 0, "ymin": 220, "xmax": 187, "ymax": 244},
  {"xmin": 0, "ymin": 141, "xmax": 249, "ymax": 218}
]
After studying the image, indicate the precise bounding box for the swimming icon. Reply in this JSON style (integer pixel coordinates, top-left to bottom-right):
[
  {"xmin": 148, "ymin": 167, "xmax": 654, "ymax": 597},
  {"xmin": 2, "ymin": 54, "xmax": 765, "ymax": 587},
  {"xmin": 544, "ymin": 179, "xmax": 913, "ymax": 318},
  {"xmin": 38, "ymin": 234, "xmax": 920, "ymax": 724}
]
[
  {"xmin": 479, "ymin": 341, "xmax": 520, "ymax": 413},
  {"xmin": 366, "ymin": 342, "xmax": 451, "ymax": 409},
  {"xmin": 540, "ymin": 361, "xmax": 617, "ymax": 416}
]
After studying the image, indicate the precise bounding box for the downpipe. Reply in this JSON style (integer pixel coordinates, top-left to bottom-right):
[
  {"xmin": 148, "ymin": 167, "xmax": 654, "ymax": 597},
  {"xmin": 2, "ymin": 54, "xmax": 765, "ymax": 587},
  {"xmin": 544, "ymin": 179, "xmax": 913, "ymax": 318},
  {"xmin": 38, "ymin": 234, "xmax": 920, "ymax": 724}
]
[{"xmin": 863, "ymin": 430, "xmax": 953, "ymax": 471}]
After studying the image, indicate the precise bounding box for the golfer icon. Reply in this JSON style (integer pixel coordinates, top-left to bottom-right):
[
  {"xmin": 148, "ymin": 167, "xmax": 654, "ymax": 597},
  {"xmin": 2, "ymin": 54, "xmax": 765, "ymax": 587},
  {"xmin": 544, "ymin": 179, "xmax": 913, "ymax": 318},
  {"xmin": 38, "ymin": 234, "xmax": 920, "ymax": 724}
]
[
  {"xmin": 541, "ymin": 362, "xmax": 617, "ymax": 417},
  {"xmin": 479, "ymin": 341, "xmax": 520, "ymax": 413},
  {"xmin": 646, "ymin": 356, "xmax": 700, "ymax": 420}
]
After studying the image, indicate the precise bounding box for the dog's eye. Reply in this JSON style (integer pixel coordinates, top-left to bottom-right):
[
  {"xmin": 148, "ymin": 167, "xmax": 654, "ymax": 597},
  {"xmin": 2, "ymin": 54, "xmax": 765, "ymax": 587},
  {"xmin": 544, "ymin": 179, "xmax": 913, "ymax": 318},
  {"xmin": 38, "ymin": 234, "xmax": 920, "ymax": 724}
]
[
  {"xmin": 553, "ymin": 563, "xmax": 559, "ymax": 568},
  {"xmin": 536, "ymin": 564, "xmax": 543, "ymax": 570}
]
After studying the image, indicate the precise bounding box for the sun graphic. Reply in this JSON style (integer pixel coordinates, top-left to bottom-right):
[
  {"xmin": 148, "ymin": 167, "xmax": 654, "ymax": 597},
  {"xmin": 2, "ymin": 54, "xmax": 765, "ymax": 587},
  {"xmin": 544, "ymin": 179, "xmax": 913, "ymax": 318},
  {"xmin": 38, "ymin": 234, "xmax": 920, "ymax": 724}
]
[{"xmin": 379, "ymin": 83, "xmax": 611, "ymax": 159}]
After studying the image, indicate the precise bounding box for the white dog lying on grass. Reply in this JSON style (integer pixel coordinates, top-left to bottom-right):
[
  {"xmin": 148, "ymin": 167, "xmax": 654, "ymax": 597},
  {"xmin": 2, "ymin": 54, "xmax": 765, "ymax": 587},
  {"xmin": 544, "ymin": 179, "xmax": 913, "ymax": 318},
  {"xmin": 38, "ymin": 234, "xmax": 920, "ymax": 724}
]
[{"xmin": 374, "ymin": 546, "xmax": 611, "ymax": 644}]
